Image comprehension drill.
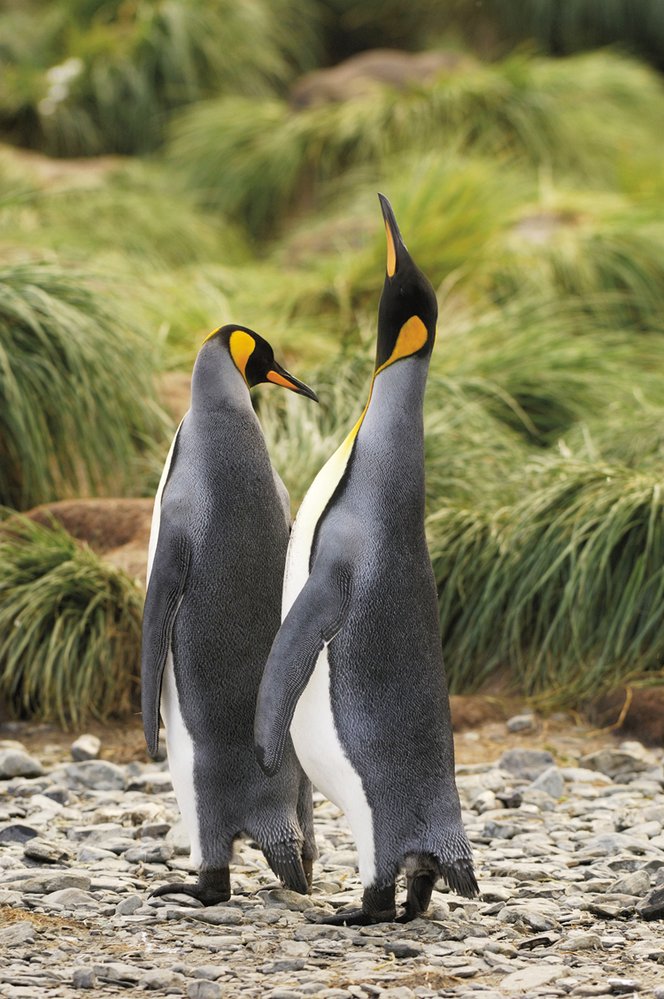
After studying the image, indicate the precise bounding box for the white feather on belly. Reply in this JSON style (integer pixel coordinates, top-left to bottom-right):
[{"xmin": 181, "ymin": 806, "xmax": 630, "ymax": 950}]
[
  {"xmin": 145, "ymin": 417, "xmax": 201, "ymax": 867},
  {"xmin": 161, "ymin": 644, "xmax": 201, "ymax": 867},
  {"xmin": 285, "ymin": 429, "xmax": 376, "ymax": 886}
]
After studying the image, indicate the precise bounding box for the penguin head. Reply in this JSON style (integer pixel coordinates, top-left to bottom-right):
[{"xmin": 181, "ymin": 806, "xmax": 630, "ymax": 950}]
[
  {"xmin": 375, "ymin": 194, "xmax": 438, "ymax": 374},
  {"xmin": 203, "ymin": 324, "xmax": 318, "ymax": 401}
]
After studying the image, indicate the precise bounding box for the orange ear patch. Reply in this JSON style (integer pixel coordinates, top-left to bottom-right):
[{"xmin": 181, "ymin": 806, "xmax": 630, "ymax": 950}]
[
  {"xmin": 376, "ymin": 315, "xmax": 429, "ymax": 375},
  {"xmin": 229, "ymin": 329, "xmax": 256, "ymax": 380}
]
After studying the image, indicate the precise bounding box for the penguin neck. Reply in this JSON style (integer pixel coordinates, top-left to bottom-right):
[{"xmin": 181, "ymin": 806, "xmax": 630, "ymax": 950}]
[
  {"xmin": 361, "ymin": 354, "xmax": 428, "ymax": 440},
  {"xmin": 190, "ymin": 344, "xmax": 254, "ymax": 415},
  {"xmin": 352, "ymin": 355, "xmax": 429, "ymax": 487}
]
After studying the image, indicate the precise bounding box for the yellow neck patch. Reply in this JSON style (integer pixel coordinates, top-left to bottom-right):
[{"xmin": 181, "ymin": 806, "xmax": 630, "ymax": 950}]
[
  {"xmin": 376, "ymin": 315, "xmax": 428, "ymax": 375},
  {"xmin": 228, "ymin": 329, "xmax": 256, "ymax": 381},
  {"xmin": 385, "ymin": 221, "xmax": 397, "ymax": 277}
]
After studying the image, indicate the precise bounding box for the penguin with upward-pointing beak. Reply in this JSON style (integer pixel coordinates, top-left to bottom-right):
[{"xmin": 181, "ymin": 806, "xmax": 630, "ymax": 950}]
[
  {"xmin": 255, "ymin": 197, "xmax": 478, "ymax": 924},
  {"xmin": 142, "ymin": 324, "xmax": 318, "ymax": 905}
]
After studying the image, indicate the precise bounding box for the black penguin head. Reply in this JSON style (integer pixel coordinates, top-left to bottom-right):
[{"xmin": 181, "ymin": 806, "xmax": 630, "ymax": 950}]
[
  {"xmin": 204, "ymin": 324, "xmax": 318, "ymax": 401},
  {"xmin": 375, "ymin": 193, "xmax": 438, "ymax": 373}
]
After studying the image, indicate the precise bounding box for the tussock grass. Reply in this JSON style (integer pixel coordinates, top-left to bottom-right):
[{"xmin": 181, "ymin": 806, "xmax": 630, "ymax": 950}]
[
  {"xmin": 492, "ymin": 188, "xmax": 664, "ymax": 329},
  {"xmin": 433, "ymin": 460, "xmax": 664, "ymax": 705},
  {"xmin": 0, "ymin": 164, "xmax": 250, "ymax": 268},
  {"xmin": 0, "ymin": 0, "xmax": 321, "ymax": 155},
  {"xmin": 169, "ymin": 51, "xmax": 664, "ymax": 234},
  {"xmin": 0, "ymin": 261, "xmax": 166, "ymax": 509},
  {"xmin": 0, "ymin": 512, "xmax": 142, "ymax": 727}
]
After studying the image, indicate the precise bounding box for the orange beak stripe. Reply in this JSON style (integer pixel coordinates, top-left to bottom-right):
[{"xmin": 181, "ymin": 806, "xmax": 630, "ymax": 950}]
[
  {"xmin": 385, "ymin": 220, "xmax": 397, "ymax": 277},
  {"xmin": 266, "ymin": 370, "xmax": 300, "ymax": 392}
]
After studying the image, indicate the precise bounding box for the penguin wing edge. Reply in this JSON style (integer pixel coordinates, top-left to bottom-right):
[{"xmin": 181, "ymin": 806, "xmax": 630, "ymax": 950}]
[
  {"xmin": 254, "ymin": 564, "xmax": 352, "ymax": 776},
  {"xmin": 141, "ymin": 527, "xmax": 191, "ymax": 758}
]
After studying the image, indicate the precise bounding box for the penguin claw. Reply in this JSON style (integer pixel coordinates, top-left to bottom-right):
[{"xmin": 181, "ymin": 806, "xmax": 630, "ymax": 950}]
[{"xmin": 149, "ymin": 882, "xmax": 231, "ymax": 906}]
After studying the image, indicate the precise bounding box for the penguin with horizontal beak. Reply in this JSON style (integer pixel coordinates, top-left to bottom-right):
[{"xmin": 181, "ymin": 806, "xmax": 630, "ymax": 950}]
[
  {"xmin": 255, "ymin": 199, "xmax": 477, "ymax": 924},
  {"xmin": 142, "ymin": 324, "xmax": 318, "ymax": 905}
]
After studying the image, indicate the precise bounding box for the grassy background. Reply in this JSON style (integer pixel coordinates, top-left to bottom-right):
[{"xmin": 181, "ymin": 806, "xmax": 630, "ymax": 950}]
[{"xmin": 0, "ymin": 0, "xmax": 663, "ymax": 724}]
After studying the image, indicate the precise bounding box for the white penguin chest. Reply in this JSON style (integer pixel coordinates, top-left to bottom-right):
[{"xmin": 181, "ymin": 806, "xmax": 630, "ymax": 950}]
[{"xmin": 284, "ymin": 432, "xmax": 376, "ymax": 885}]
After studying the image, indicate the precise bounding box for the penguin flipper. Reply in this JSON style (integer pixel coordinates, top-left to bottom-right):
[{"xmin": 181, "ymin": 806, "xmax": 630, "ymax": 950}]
[
  {"xmin": 254, "ymin": 563, "xmax": 352, "ymax": 776},
  {"xmin": 141, "ymin": 525, "xmax": 191, "ymax": 758}
]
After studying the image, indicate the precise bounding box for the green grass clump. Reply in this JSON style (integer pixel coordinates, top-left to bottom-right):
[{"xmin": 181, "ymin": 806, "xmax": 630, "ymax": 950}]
[
  {"xmin": 0, "ymin": 163, "xmax": 250, "ymax": 269},
  {"xmin": 0, "ymin": 261, "xmax": 166, "ymax": 509},
  {"xmin": 0, "ymin": 512, "xmax": 143, "ymax": 727},
  {"xmin": 169, "ymin": 50, "xmax": 664, "ymax": 235},
  {"xmin": 433, "ymin": 460, "xmax": 664, "ymax": 706},
  {"xmin": 491, "ymin": 187, "xmax": 664, "ymax": 329},
  {"xmin": 0, "ymin": 0, "xmax": 321, "ymax": 155}
]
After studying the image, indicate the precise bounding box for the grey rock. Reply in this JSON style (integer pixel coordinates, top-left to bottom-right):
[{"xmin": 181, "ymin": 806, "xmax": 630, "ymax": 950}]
[
  {"xmin": 19, "ymin": 872, "xmax": 91, "ymax": 894},
  {"xmin": 260, "ymin": 888, "xmax": 315, "ymax": 911},
  {"xmin": 0, "ymin": 823, "xmax": 39, "ymax": 843},
  {"xmin": 191, "ymin": 966, "xmax": 227, "ymax": 981},
  {"xmin": 607, "ymin": 980, "xmax": 641, "ymax": 995},
  {"xmin": 637, "ymin": 886, "xmax": 664, "ymax": 920},
  {"xmin": 580, "ymin": 748, "xmax": 652, "ymax": 778},
  {"xmin": 608, "ymin": 869, "xmax": 650, "ymax": 896},
  {"xmin": 384, "ymin": 940, "xmax": 422, "ymax": 959},
  {"xmin": 559, "ymin": 932, "xmax": 602, "ymax": 951},
  {"xmin": 500, "ymin": 965, "xmax": 562, "ymax": 990},
  {"xmin": 166, "ymin": 820, "xmax": 190, "ymax": 855},
  {"xmin": 189, "ymin": 906, "xmax": 244, "ymax": 925},
  {"xmin": 0, "ymin": 749, "xmax": 44, "ymax": 779},
  {"xmin": 115, "ymin": 894, "xmax": 143, "ymax": 916},
  {"xmin": 0, "ymin": 921, "xmax": 37, "ymax": 945},
  {"xmin": 506, "ymin": 713, "xmax": 537, "ymax": 733},
  {"xmin": 187, "ymin": 985, "xmax": 222, "ymax": 999},
  {"xmin": 142, "ymin": 969, "xmax": 185, "ymax": 990},
  {"xmin": 499, "ymin": 749, "xmax": 555, "ymax": 780},
  {"xmin": 70, "ymin": 734, "xmax": 101, "ymax": 761},
  {"xmin": 93, "ymin": 962, "xmax": 143, "ymax": 984},
  {"xmin": 482, "ymin": 819, "xmax": 519, "ymax": 839},
  {"xmin": 531, "ymin": 765, "xmax": 565, "ymax": 799},
  {"xmin": 65, "ymin": 760, "xmax": 126, "ymax": 790},
  {"xmin": 139, "ymin": 821, "xmax": 171, "ymax": 838},
  {"xmin": 71, "ymin": 968, "xmax": 97, "ymax": 989},
  {"xmin": 23, "ymin": 838, "xmax": 70, "ymax": 863},
  {"xmin": 44, "ymin": 888, "xmax": 102, "ymax": 910},
  {"xmin": 124, "ymin": 842, "xmax": 173, "ymax": 864}
]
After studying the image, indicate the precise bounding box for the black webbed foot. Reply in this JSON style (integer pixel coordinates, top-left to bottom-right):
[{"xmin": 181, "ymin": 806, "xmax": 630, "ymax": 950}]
[
  {"xmin": 150, "ymin": 866, "xmax": 231, "ymax": 906},
  {"xmin": 311, "ymin": 883, "xmax": 396, "ymax": 926},
  {"xmin": 395, "ymin": 866, "xmax": 437, "ymax": 922}
]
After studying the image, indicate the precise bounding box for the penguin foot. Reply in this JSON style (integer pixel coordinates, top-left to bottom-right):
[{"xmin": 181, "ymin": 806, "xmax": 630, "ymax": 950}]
[
  {"xmin": 314, "ymin": 906, "xmax": 396, "ymax": 926},
  {"xmin": 313, "ymin": 884, "xmax": 396, "ymax": 926},
  {"xmin": 395, "ymin": 869, "xmax": 437, "ymax": 923},
  {"xmin": 150, "ymin": 867, "xmax": 231, "ymax": 906}
]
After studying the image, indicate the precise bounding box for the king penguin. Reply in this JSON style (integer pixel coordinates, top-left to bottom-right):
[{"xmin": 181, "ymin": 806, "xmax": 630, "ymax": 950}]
[
  {"xmin": 142, "ymin": 324, "xmax": 318, "ymax": 905},
  {"xmin": 255, "ymin": 197, "xmax": 478, "ymax": 924}
]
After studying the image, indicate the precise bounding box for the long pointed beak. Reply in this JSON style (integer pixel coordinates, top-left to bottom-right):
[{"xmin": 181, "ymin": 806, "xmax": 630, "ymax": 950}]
[
  {"xmin": 378, "ymin": 192, "xmax": 407, "ymax": 277},
  {"xmin": 266, "ymin": 361, "xmax": 319, "ymax": 402}
]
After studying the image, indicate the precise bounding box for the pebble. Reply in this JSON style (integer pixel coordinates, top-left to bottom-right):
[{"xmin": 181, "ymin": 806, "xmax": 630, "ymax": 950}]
[
  {"xmin": 506, "ymin": 713, "xmax": 538, "ymax": 733},
  {"xmin": 499, "ymin": 749, "xmax": 556, "ymax": 780},
  {"xmin": 0, "ymin": 724, "xmax": 662, "ymax": 998},
  {"xmin": 70, "ymin": 734, "xmax": 101, "ymax": 761},
  {"xmin": 0, "ymin": 747, "xmax": 44, "ymax": 779}
]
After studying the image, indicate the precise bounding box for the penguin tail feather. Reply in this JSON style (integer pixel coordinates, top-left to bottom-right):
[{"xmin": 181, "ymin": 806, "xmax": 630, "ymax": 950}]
[
  {"xmin": 440, "ymin": 859, "xmax": 479, "ymax": 899},
  {"xmin": 263, "ymin": 843, "xmax": 309, "ymax": 895}
]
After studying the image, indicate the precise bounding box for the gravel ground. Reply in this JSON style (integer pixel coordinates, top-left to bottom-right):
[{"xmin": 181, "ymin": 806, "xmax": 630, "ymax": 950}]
[{"xmin": 1, "ymin": 713, "xmax": 663, "ymax": 999}]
